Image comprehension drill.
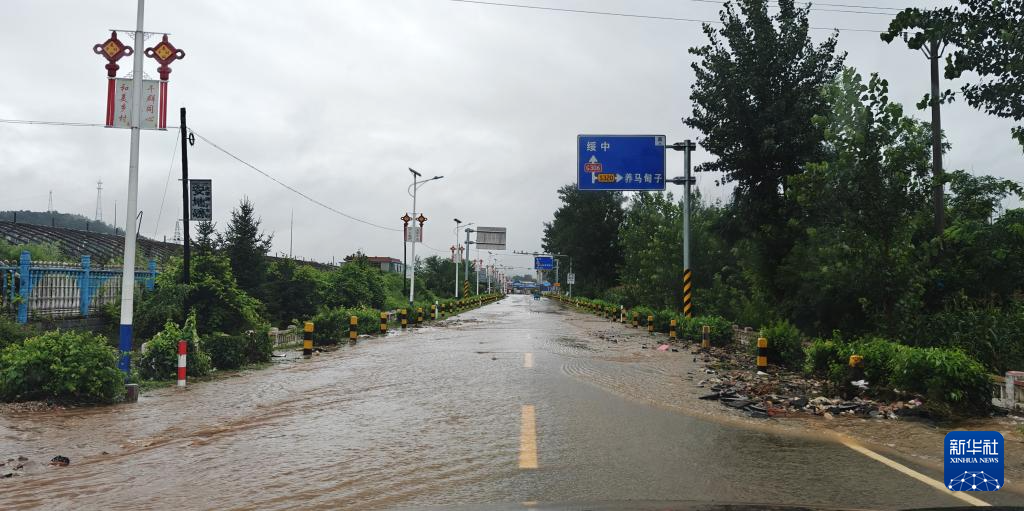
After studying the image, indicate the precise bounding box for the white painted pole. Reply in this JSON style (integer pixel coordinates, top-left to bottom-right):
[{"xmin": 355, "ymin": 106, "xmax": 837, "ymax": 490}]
[
  {"xmin": 117, "ymin": 0, "xmax": 146, "ymax": 373},
  {"xmin": 408, "ymin": 173, "xmax": 418, "ymax": 307}
]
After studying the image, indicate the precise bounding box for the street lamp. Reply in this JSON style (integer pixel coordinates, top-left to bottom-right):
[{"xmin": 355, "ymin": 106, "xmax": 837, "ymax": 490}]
[
  {"xmin": 407, "ymin": 168, "xmax": 443, "ymax": 307},
  {"xmin": 453, "ymin": 218, "xmax": 461, "ymax": 297}
]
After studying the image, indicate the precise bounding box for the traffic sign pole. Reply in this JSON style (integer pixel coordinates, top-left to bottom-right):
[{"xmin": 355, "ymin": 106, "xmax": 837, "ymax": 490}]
[{"xmin": 668, "ymin": 140, "xmax": 698, "ymax": 317}]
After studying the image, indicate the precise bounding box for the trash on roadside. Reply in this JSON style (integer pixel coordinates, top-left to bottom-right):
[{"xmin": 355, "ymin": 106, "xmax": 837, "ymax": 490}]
[
  {"xmin": 851, "ymin": 379, "xmax": 869, "ymax": 390},
  {"xmin": 657, "ymin": 344, "xmax": 670, "ymax": 352},
  {"xmin": 49, "ymin": 456, "xmax": 69, "ymax": 466}
]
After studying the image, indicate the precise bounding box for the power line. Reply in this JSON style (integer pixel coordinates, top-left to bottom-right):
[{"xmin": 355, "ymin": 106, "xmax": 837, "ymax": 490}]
[
  {"xmin": 447, "ymin": 0, "xmax": 888, "ymax": 33},
  {"xmin": 688, "ymin": 0, "xmax": 906, "ymax": 15},
  {"xmin": 189, "ymin": 131, "xmax": 401, "ymax": 232}
]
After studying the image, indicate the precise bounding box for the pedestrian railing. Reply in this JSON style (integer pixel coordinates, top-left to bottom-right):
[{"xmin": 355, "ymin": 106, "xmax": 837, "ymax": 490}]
[{"xmin": 0, "ymin": 250, "xmax": 157, "ymax": 323}]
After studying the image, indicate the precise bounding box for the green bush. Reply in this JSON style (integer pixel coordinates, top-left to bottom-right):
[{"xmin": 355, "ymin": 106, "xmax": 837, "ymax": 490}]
[
  {"xmin": 310, "ymin": 307, "xmax": 382, "ymax": 341},
  {"xmin": 0, "ymin": 316, "xmax": 34, "ymax": 351},
  {"xmin": 759, "ymin": 320, "xmax": 803, "ymax": 368},
  {"xmin": 803, "ymin": 338, "xmax": 840, "ymax": 376},
  {"xmin": 136, "ymin": 315, "xmax": 212, "ymax": 380},
  {"xmin": 0, "ymin": 330, "xmax": 124, "ymax": 403},
  {"xmin": 205, "ymin": 334, "xmax": 247, "ymax": 370},
  {"xmin": 243, "ymin": 329, "xmax": 274, "ymax": 364}
]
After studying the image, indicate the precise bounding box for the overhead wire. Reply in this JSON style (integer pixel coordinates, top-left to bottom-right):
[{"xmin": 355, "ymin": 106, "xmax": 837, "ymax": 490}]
[
  {"xmin": 447, "ymin": 0, "xmax": 892, "ymax": 33},
  {"xmin": 189, "ymin": 131, "xmax": 401, "ymax": 232}
]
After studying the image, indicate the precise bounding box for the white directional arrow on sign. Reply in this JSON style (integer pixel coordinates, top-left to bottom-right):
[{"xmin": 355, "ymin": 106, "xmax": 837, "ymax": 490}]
[{"xmin": 615, "ymin": 174, "xmax": 623, "ymax": 182}]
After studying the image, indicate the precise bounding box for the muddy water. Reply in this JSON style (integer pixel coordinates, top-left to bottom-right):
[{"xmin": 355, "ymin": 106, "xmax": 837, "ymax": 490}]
[
  {"xmin": 1, "ymin": 310, "xmax": 529, "ymax": 509},
  {"xmin": 3, "ymin": 296, "xmax": 1022, "ymax": 510}
]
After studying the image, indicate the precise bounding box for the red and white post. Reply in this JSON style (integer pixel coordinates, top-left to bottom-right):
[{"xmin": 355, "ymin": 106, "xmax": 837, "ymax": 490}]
[{"xmin": 177, "ymin": 339, "xmax": 187, "ymax": 387}]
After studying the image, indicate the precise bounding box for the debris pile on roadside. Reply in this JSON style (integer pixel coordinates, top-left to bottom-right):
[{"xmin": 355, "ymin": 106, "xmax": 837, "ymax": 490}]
[{"xmin": 686, "ymin": 346, "xmax": 927, "ymax": 421}]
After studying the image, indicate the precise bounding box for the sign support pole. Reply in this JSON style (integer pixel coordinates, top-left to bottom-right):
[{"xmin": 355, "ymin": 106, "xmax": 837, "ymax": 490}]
[
  {"xmin": 668, "ymin": 140, "xmax": 697, "ymax": 318},
  {"xmin": 408, "ymin": 172, "xmax": 419, "ymax": 308},
  {"xmin": 116, "ymin": 0, "xmax": 147, "ymax": 374}
]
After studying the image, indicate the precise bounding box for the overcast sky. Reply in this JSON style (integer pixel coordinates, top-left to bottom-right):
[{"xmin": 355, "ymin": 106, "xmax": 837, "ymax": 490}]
[{"xmin": 2, "ymin": 0, "xmax": 1019, "ymax": 277}]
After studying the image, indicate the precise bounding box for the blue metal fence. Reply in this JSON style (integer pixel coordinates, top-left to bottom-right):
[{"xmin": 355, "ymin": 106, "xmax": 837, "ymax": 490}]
[{"xmin": 0, "ymin": 251, "xmax": 156, "ymax": 323}]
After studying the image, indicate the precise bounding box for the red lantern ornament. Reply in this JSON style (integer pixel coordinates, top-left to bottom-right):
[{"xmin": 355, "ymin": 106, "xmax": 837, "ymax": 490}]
[{"xmin": 93, "ymin": 31, "xmax": 133, "ymax": 126}]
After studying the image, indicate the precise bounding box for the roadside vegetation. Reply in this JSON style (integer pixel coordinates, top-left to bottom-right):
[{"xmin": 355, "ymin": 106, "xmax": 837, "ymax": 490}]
[
  {"xmin": 0, "ymin": 196, "xmax": 497, "ymax": 404},
  {"xmin": 543, "ymin": 1, "xmax": 1024, "ymax": 415}
]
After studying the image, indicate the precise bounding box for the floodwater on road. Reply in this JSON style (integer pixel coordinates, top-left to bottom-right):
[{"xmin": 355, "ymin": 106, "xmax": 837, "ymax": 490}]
[{"xmin": 2, "ymin": 296, "xmax": 1020, "ymax": 510}]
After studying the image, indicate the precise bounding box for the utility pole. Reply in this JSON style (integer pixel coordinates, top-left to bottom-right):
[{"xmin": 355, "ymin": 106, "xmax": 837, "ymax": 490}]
[
  {"xmin": 289, "ymin": 208, "xmax": 294, "ymax": 258},
  {"xmin": 179, "ymin": 107, "xmax": 190, "ymax": 285},
  {"xmin": 453, "ymin": 218, "xmax": 461, "ymax": 297},
  {"xmin": 407, "ymin": 169, "xmax": 442, "ymax": 306},
  {"xmin": 116, "ymin": 0, "xmax": 147, "ymax": 373},
  {"xmin": 926, "ymin": 37, "xmax": 946, "ymax": 235},
  {"xmin": 668, "ymin": 139, "xmax": 697, "ymax": 318}
]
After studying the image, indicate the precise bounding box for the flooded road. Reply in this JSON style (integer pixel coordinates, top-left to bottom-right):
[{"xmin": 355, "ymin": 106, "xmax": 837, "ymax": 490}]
[{"xmin": 2, "ymin": 296, "xmax": 1019, "ymax": 509}]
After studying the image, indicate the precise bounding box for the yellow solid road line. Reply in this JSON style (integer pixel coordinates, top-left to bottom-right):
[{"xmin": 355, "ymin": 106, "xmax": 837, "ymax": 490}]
[
  {"xmin": 524, "ymin": 352, "xmax": 534, "ymax": 368},
  {"xmin": 519, "ymin": 405, "xmax": 538, "ymax": 469},
  {"xmin": 841, "ymin": 439, "xmax": 990, "ymax": 507}
]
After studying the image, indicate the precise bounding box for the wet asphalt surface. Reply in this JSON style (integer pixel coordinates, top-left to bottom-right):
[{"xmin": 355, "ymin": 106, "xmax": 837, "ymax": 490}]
[{"xmin": 1, "ymin": 295, "xmax": 1021, "ymax": 510}]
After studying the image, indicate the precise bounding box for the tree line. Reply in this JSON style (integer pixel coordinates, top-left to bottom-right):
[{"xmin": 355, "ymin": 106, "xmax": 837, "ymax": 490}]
[{"xmin": 543, "ymin": 0, "xmax": 1024, "ymax": 375}]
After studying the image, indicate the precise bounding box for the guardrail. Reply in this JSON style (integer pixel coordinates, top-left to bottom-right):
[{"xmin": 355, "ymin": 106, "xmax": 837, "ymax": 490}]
[{"xmin": 0, "ymin": 250, "xmax": 157, "ymax": 323}]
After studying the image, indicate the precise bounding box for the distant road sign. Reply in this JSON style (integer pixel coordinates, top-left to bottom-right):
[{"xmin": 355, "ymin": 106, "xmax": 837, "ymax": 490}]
[
  {"xmin": 534, "ymin": 256, "xmax": 554, "ymax": 270},
  {"xmin": 475, "ymin": 227, "xmax": 507, "ymax": 250},
  {"xmin": 577, "ymin": 135, "xmax": 667, "ymax": 191},
  {"xmin": 189, "ymin": 179, "xmax": 212, "ymax": 221}
]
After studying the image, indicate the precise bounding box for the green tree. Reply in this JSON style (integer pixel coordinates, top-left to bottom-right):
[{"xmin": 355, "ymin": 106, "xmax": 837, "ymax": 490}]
[
  {"xmin": 222, "ymin": 198, "xmax": 273, "ymax": 299},
  {"xmin": 541, "ymin": 184, "xmax": 625, "ymax": 297},
  {"xmin": 193, "ymin": 220, "xmax": 220, "ymax": 256},
  {"xmin": 782, "ymin": 69, "xmax": 933, "ymax": 334},
  {"xmin": 322, "ymin": 260, "xmax": 387, "ymax": 310},
  {"xmin": 262, "ymin": 259, "xmax": 326, "ymax": 326},
  {"xmin": 686, "ymin": 0, "xmax": 845, "ymax": 298},
  {"xmin": 882, "ymin": 0, "xmax": 1024, "ymax": 148}
]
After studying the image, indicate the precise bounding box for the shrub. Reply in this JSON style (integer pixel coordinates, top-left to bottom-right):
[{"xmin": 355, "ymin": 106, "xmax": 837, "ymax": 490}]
[
  {"xmin": 206, "ymin": 329, "xmax": 274, "ymax": 370},
  {"xmin": 693, "ymin": 315, "xmax": 733, "ymax": 346},
  {"xmin": 0, "ymin": 330, "xmax": 124, "ymax": 403},
  {"xmin": 803, "ymin": 338, "xmax": 840, "ymax": 376},
  {"xmin": 310, "ymin": 307, "xmax": 382, "ymax": 341},
  {"xmin": 205, "ymin": 334, "xmax": 247, "ymax": 370},
  {"xmin": 136, "ymin": 315, "xmax": 211, "ymax": 380},
  {"xmin": 759, "ymin": 320, "xmax": 803, "ymax": 368},
  {"xmin": 0, "ymin": 316, "xmax": 35, "ymax": 351}
]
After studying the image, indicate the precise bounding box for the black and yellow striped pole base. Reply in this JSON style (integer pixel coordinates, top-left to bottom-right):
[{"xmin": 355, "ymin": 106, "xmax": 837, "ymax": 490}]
[
  {"xmin": 380, "ymin": 312, "xmax": 388, "ymax": 334},
  {"xmin": 349, "ymin": 315, "xmax": 358, "ymax": 343},
  {"xmin": 417, "ymin": 307, "xmax": 423, "ymax": 324},
  {"xmin": 432, "ymin": 304, "xmax": 438, "ymax": 320},
  {"xmin": 702, "ymin": 325, "xmax": 710, "ymax": 350},
  {"xmin": 669, "ymin": 319, "xmax": 677, "ymax": 341},
  {"xmin": 463, "ymin": 281, "xmax": 470, "ymax": 298},
  {"xmin": 632, "ymin": 312, "xmax": 639, "ymax": 328},
  {"xmin": 683, "ymin": 268, "xmax": 693, "ymax": 318},
  {"xmin": 647, "ymin": 315, "xmax": 654, "ymax": 334},
  {"xmin": 303, "ymin": 321, "xmax": 314, "ymax": 358},
  {"xmin": 400, "ymin": 309, "xmax": 408, "ymax": 329},
  {"xmin": 757, "ymin": 336, "xmax": 768, "ymax": 371}
]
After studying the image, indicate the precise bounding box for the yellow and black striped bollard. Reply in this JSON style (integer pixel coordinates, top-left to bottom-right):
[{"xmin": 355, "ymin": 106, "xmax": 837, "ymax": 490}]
[
  {"xmin": 432, "ymin": 303, "xmax": 438, "ymax": 320},
  {"xmin": 380, "ymin": 312, "xmax": 388, "ymax": 334},
  {"xmin": 417, "ymin": 307, "xmax": 423, "ymax": 325},
  {"xmin": 349, "ymin": 315, "xmax": 358, "ymax": 343},
  {"xmin": 647, "ymin": 315, "xmax": 654, "ymax": 334},
  {"xmin": 400, "ymin": 309, "xmax": 408, "ymax": 329},
  {"xmin": 757, "ymin": 336, "xmax": 768, "ymax": 371},
  {"xmin": 669, "ymin": 319, "xmax": 677, "ymax": 341},
  {"xmin": 683, "ymin": 268, "xmax": 693, "ymax": 318},
  {"xmin": 303, "ymin": 321, "xmax": 314, "ymax": 358},
  {"xmin": 632, "ymin": 312, "xmax": 639, "ymax": 329},
  {"xmin": 702, "ymin": 325, "xmax": 710, "ymax": 350}
]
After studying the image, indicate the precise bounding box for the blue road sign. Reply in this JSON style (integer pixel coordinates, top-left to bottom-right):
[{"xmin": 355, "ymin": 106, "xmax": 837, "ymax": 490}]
[
  {"xmin": 578, "ymin": 135, "xmax": 667, "ymax": 191},
  {"xmin": 534, "ymin": 256, "xmax": 554, "ymax": 270}
]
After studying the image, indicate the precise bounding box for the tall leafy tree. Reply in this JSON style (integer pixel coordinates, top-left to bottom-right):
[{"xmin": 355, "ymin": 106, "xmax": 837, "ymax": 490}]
[
  {"xmin": 542, "ymin": 184, "xmax": 624, "ymax": 297},
  {"xmin": 222, "ymin": 198, "xmax": 273, "ymax": 300},
  {"xmin": 883, "ymin": 0, "xmax": 1024, "ymax": 148},
  {"xmin": 686, "ymin": 0, "xmax": 844, "ymax": 297},
  {"xmin": 193, "ymin": 221, "xmax": 220, "ymax": 256}
]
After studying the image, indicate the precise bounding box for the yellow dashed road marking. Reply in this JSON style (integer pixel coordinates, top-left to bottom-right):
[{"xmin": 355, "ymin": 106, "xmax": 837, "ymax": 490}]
[{"xmin": 519, "ymin": 405, "xmax": 538, "ymax": 469}]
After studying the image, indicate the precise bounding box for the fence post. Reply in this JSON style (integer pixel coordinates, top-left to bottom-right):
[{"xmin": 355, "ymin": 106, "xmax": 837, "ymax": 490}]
[
  {"xmin": 146, "ymin": 259, "xmax": 157, "ymax": 291},
  {"xmin": 177, "ymin": 339, "xmax": 188, "ymax": 386},
  {"xmin": 80, "ymin": 255, "xmax": 92, "ymax": 317},
  {"xmin": 349, "ymin": 315, "xmax": 358, "ymax": 342},
  {"xmin": 16, "ymin": 250, "xmax": 30, "ymax": 324},
  {"xmin": 303, "ymin": 321, "xmax": 314, "ymax": 358},
  {"xmin": 757, "ymin": 336, "xmax": 768, "ymax": 371},
  {"xmin": 380, "ymin": 311, "xmax": 388, "ymax": 334}
]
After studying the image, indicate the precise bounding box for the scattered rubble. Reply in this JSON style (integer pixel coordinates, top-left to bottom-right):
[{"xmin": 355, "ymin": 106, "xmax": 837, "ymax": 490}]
[{"xmin": 688, "ymin": 345, "xmax": 928, "ymax": 421}]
